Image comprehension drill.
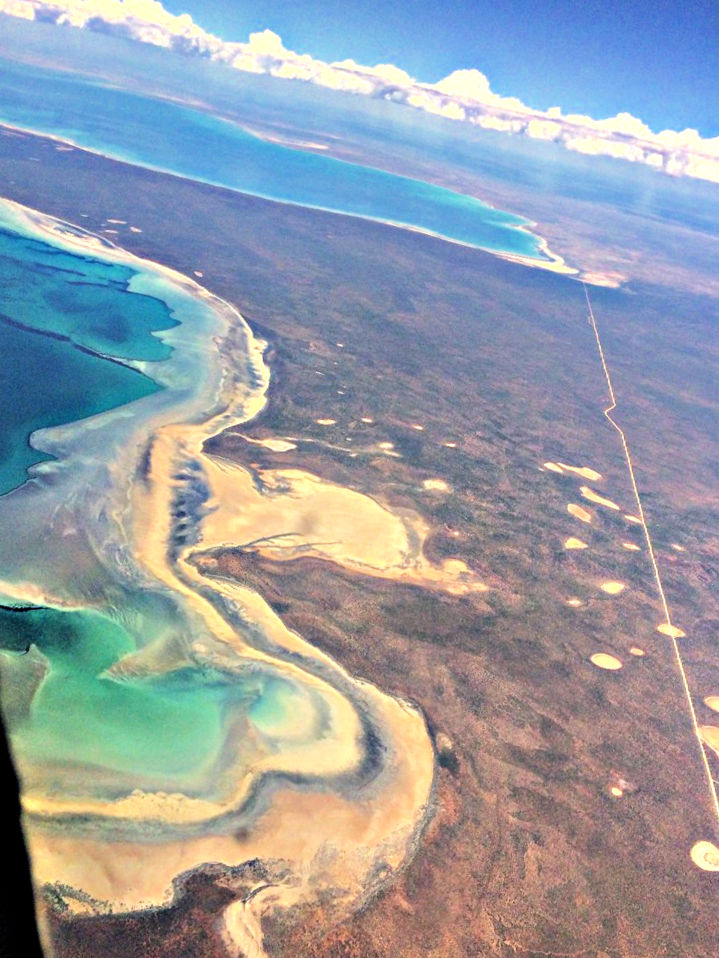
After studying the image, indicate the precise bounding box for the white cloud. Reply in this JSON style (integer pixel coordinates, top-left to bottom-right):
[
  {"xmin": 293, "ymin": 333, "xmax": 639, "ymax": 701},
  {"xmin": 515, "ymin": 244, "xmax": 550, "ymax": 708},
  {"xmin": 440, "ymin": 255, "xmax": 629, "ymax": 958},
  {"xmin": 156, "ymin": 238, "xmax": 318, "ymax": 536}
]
[
  {"xmin": 434, "ymin": 68, "xmax": 493, "ymax": 102},
  {"xmin": 525, "ymin": 118, "xmax": 562, "ymax": 141},
  {"xmin": 245, "ymin": 28, "xmax": 286, "ymax": 57},
  {"xmin": 332, "ymin": 58, "xmax": 413, "ymax": 88},
  {"xmin": 2, "ymin": 0, "xmax": 35, "ymax": 20},
  {"xmin": 2, "ymin": 0, "xmax": 719, "ymax": 186}
]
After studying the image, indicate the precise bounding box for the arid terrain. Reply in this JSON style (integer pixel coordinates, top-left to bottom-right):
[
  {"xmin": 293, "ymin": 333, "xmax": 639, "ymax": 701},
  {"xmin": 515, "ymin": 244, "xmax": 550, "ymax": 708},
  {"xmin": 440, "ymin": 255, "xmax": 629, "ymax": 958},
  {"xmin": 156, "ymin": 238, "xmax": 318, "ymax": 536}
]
[{"xmin": 2, "ymin": 125, "xmax": 719, "ymax": 957}]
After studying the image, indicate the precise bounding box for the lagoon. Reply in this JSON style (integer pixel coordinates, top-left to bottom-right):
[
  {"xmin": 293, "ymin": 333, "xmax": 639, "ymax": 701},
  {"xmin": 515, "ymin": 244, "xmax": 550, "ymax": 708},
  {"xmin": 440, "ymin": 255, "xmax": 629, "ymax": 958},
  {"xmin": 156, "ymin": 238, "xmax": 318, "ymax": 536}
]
[{"xmin": 0, "ymin": 56, "xmax": 555, "ymax": 263}]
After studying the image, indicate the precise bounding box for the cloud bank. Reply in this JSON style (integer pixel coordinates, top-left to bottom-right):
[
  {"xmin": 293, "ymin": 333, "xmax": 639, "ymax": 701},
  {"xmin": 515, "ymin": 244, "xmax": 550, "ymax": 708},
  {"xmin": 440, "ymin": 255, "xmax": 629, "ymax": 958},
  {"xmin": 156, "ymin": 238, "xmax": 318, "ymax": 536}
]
[{"xmin": 3, "ymin": 0, "xmax": 719, "ymax": 185}]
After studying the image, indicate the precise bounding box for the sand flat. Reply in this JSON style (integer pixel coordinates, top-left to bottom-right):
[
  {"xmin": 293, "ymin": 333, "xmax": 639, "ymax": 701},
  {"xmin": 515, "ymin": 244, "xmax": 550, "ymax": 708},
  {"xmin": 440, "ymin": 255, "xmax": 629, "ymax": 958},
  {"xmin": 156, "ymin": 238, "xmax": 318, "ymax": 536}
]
[
  {"xmin": 690, "ymin": 841, "xmax": 719, "ymax": 871},
  {"xmin": 699, "ymin": 726, "xmax": 719, "ymax": 759},
  {"xmin": 590, "ymin": 653, "xmax": 623, "ymax": 670},
  {"xmin": 567, "ymin": 503, "xmax": 592, "ymax": 523},
  {"xmin": 704, "ymin": 696, "xmax": 719, "ymax": 713},
  {"xmin": 656, "ymin": 622, "xmax": 686, "ymax": 638},
  {"xmin": 3, "ymin": 198, "xmax": 437, "ymax": 951},
  {"xmin": 600, "ymin": 581, "xmax": 626, "ymax": 595},
  {"xmin": 423, "ymin": 477, "xmax": 451, "ymax": 491},
  {"xmin": 580, "ymin": 485, "xmax": 620, "ymax": 510},
  {"xmin": 198, "ymin": 456, "xmax": 486, "ymax": 594},
  {"xmin": 564, "ymin": 537, "xmax": 588, "ymax": 550},
  {"xmin": 240, "ymin": 434, "xmax": 297, "ymax": 452},
  {"xmin": 557, "ymin": 462, "xmax": 603, "ymax": 481}
]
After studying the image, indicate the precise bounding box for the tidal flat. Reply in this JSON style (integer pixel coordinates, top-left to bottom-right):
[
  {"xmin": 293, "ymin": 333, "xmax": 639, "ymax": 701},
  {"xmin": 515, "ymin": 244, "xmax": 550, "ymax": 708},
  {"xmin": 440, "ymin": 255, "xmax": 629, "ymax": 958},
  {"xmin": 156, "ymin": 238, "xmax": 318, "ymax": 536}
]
[{"xmin": 0, "ymin": 195, "xmax": 436, "ymax": 955}]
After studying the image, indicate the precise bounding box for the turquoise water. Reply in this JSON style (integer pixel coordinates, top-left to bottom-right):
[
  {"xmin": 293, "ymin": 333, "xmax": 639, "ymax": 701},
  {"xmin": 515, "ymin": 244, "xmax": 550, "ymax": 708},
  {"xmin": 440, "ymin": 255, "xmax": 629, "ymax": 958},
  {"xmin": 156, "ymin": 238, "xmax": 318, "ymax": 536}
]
[
  {"xmin": 0, "ymin": 56, "xmax": 550, "ymax": 261},
  {"xmin": 0, "ymin": 228, "xmax": 177, "ymax": 362},
  {"xmin": 0, "ymin": 225, "xmax": 177, "ymax": 496},
  {"xmin": 0, "ymin": 208, "xmax": 315, "ymax": 808},
  {"xmin": 0, "ymin": 603, "xmax": 311, "ymax": 797},
  {"xmin": 0, "ymin": 605, "xmax": 268, "ymax": 795}
]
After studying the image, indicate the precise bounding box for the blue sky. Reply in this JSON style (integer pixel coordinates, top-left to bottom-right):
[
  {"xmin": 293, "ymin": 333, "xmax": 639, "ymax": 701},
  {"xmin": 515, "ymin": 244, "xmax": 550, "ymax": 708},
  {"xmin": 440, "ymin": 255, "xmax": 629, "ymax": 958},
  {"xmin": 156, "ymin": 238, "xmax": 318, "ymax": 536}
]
[{"xmin": 163, "ymin": 0, "xmax": 719, "ymax": 136}]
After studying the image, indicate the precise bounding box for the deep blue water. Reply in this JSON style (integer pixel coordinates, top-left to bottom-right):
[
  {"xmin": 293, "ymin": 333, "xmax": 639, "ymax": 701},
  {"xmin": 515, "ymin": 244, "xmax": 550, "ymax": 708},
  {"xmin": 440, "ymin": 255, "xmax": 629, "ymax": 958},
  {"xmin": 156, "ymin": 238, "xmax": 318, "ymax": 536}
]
[{"xmin": 0, "ymin": 56, "xmax": 551, "ymax": 261}]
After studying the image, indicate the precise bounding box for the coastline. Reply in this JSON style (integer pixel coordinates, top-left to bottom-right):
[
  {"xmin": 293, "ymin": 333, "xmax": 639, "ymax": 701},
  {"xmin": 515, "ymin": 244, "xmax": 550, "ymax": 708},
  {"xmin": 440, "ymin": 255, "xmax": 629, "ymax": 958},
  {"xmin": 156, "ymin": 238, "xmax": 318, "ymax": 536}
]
[
  {"xmin": 0, "ymin": 119, "xmax": 575, "ymax": 275},
  {"xmin": 0, "ymin": 195, "xmax": 437, "ymax": 949}
]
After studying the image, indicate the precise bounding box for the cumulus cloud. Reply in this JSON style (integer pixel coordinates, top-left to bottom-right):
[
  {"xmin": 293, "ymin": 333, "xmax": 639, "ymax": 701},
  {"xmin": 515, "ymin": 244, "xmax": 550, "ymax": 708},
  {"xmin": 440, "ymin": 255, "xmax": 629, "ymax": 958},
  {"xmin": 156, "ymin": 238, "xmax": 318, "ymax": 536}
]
[
  {"xmin": 332, "ymin": 58, "xmax": 413, "ymax": 87},
  {"xmin": 2, "ymin": 0, "xmax": 719, "ymax": 185}
]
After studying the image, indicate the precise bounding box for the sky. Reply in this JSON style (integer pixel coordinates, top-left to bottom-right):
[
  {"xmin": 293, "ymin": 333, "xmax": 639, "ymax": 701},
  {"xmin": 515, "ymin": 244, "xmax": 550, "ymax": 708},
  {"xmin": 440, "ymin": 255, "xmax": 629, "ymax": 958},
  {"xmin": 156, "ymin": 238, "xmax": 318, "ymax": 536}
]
[{"xmin": 162, "ymin": 0, "xmax": 719, "ymax": 136}]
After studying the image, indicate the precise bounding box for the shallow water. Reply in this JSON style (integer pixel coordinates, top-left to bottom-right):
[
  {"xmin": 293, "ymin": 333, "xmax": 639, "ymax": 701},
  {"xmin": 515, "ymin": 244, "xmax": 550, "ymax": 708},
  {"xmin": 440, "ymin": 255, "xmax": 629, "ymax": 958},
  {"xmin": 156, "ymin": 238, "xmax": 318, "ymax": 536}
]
[
  {"xmin": 0, "ymin": 56, "xmax": 552, "ymax": 261},
  {"xmin": 0, "ymin": 200, "xmax": 325, "ymax": 823},
  {"xmin": 0, "ymin": 226, "xmax": 175, "ymax": 495},
  {"xmin": 1, "ymin": 602, "xmax": 314, "ymax": 801}
]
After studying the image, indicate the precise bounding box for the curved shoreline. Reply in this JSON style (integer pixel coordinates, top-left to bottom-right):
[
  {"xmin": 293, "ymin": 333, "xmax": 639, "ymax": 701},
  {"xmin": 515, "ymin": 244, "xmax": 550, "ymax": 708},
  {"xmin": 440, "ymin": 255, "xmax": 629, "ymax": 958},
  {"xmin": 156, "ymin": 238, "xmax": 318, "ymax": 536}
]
[
  {"xmin": 0, "ymin": 197, "xmax": 437, "ymax": 947},
  {"xmin": 0, "ymin": 119, "xmax": 574, "ymax": 274}
]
